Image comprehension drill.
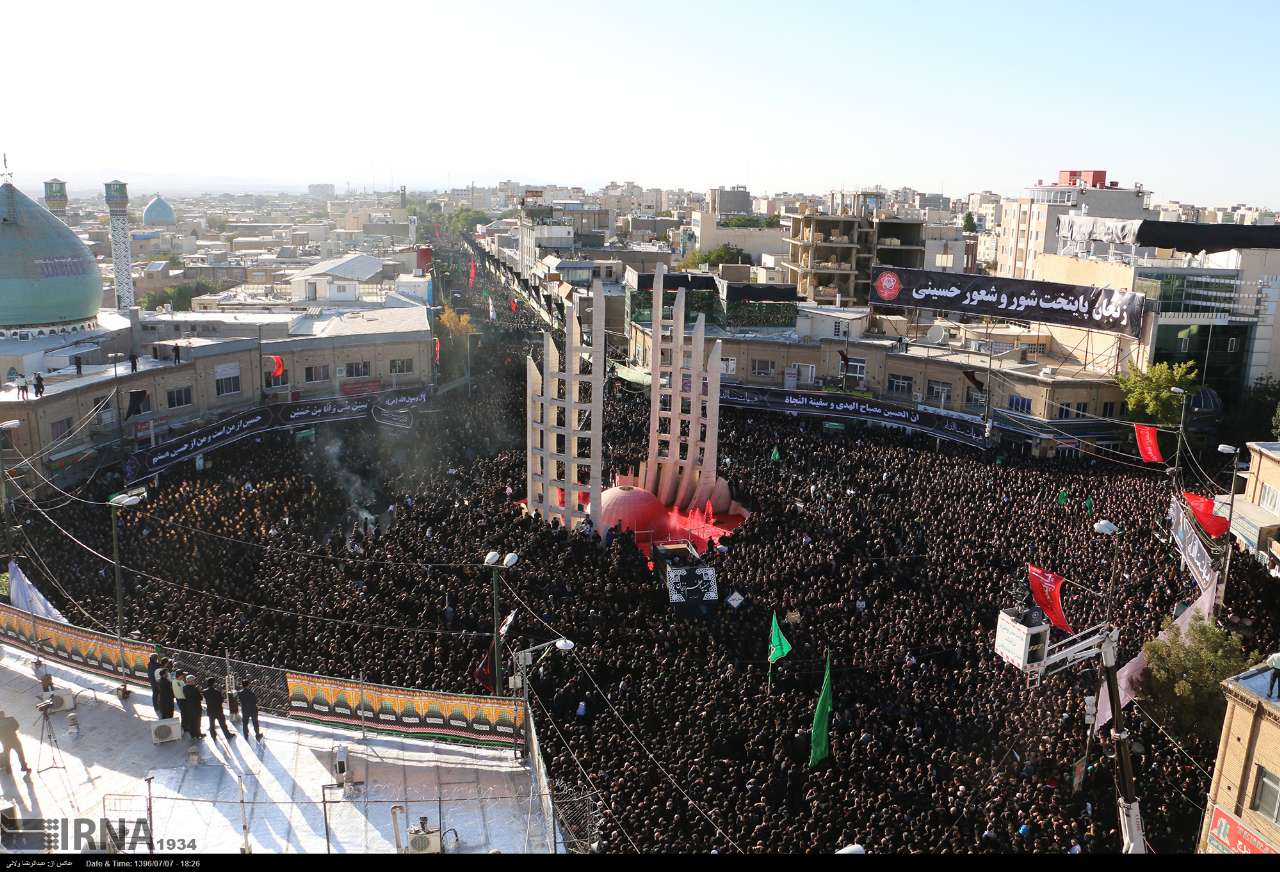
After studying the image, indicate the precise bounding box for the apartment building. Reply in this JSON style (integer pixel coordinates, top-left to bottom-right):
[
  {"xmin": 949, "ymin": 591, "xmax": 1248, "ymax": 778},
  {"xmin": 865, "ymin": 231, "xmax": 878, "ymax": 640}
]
[
  {"xmin": 1199, "ymin": 663, "xmax": 1280, "ymax": 853},
  {"xmin": 782, "ymin": 191, "xmax": 925, "ymax": 306},
  {"xmin": 996, "ymin": 170, "xmax": 1151, "ymax": 280}
]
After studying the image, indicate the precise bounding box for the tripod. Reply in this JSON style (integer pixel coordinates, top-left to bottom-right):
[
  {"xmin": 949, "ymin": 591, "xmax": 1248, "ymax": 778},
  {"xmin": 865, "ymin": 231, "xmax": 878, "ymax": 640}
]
[{"xmin": 34, "ymin": 705, "xmax": 63, "ymax": 774}]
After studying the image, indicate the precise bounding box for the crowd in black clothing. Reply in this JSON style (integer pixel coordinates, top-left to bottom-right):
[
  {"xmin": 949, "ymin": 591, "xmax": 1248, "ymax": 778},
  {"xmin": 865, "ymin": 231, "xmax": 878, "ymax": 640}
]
[{"xmin": 14, "ymin": 288, "xmax": 1280, "ymax": 853}]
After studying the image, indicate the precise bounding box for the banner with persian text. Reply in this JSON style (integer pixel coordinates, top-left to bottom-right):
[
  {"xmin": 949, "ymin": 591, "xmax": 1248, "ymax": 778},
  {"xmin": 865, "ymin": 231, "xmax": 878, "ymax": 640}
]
[
  {"xmin": 870, "ymin": 267, "xmax": 1146, "ymax": 337},
  {"xmin": 1168, "ymin": 497, "xmax": 1219, "ymax": 592},
  {"xmin": 285, "ymin": 671, "xmax": 526, "ymax": 747},
  {"xmin": 719, "ymin": 384, "xmax": 987, "ymax": 447},
  {"xmin": 125, "ymin": 386, "xmax": 434, "ymax": 483}
]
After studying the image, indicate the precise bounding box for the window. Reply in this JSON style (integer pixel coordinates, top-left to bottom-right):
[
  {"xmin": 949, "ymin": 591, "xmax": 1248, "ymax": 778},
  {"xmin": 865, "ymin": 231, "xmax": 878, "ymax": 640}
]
[
  {"xmin": 965, "ymin": 387, "xmax": 986, "ymax": 408},
  {"xmin": 215, "ymin": 375, "xmax": 241, "ymax": 397},
  {"xmin": 1057, "ymin": 404, "xmax": 1071, "ymax": 419},
  {"xmin": 925, "ymin": 380, "xmax": 951, "ymax": 406},
  {"xmin": 305, "ymin": 282, "xmax": 317, "ymax": 301},
  {"xmin": 343, "ymin": 361, "xmax": 370, "ymax": 378},
  {"xmin": 844, "ymin": 357, "xmax": 866, "ymax": 379},
  {"xmin": 720, "ymin": 357, "xmax": 736, "ymax": 376},
  {"xmin": 1179, "ymin": 336, "xmax": 1190, "ymax": 353},
  {"xmin": 750, "ymin": 358, "xmax": 775, "ymax": 377},
  {"xmin": 304, "ymin": 365, "xmax": 331, "ymax": 383},
  {"xmin": 166, "ymin": 386, "xmax": 192, "ymax": 409},
  {"xmin": 389, "ymin": 358, "xmax": 413, "ymax": 374},
  {"xmin": 1074, "ymin": 402, "xmax": 1088, "ymax": 418},
  {"xmin": 1261, "ymin": 483, "xmax": 1280, "ymax": 516},
  {"xmin": 1228, "ymin": 337, "xmax": 1239, "ymax": 353},
  {"xmin": 795, "ymin": 364, "xmax": 816, "ymax": 385},
  {"xmin": 50, "ymin": 417, "xmax": 73, "ymax": 440},
  {"xmin": 887, "ymin": 374, "xmax": 913, "ymax": 395},
  {"xmin": 1102, "ymin": 401, "xmax": 1116, "ymax": 418},
  {"xmin": 1008, "ymin": 395, "xmax": 1032, "ymax": 414},
  {"xmin": 832, "ymin": 321, "xmax": 845, "ymax": 338},
  {"xmin": 264, "ymin": 368, "xmax": 289, "ymax": 390},
  {"xmin": 1254, "ymin": 767, "xmax": 1280, "ymax": 824}
]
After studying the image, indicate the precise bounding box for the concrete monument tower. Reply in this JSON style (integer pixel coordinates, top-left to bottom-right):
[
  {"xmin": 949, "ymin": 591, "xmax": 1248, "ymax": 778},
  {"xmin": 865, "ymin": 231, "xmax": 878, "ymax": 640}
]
[
  {"xmin": 526, "ymin": 282, "xmax": 605, "ymax": 530},
  {"xmin": 642, "ymin": 263, "xmax": 723, "ymax": 511}
]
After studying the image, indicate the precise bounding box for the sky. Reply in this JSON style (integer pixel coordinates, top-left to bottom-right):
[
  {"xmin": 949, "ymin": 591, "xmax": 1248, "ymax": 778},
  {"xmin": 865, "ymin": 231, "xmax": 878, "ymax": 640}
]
[{"xmin": 5, "ymin": 0, "xmax": 1278, "ymax": 207}]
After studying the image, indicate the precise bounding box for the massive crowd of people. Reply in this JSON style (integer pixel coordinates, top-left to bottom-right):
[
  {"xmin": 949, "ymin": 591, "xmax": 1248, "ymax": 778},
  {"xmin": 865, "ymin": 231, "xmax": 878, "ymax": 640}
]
[{"xmin": 13, "ymin": 262, "xmax": 1279, "ymax": 854}]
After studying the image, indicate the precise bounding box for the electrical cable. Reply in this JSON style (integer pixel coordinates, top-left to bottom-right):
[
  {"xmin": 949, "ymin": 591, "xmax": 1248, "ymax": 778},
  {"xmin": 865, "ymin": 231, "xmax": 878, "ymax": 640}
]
[{"xmin": 500, "ymin": 577, "xmax": 743, "ymax": 854}]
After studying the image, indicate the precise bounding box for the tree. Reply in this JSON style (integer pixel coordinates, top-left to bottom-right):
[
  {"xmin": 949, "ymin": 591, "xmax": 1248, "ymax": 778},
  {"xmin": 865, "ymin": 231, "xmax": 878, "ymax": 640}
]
[
  {"xmin": 677, "ymin": 244, "xmax": 751, "ymax": 270},
  {"xmin": 1138, "ymin": 615, "xmax": 1258, "ymax": 744},
  {"xmin": 656, "ymin": 210, "xmax": 673, "ymax": 218},
  {"xmin": 962, "ymin": 212, "xmax": 978, "ymax": 233},
  {"xmin": 1116, "ymin": 361, "xmax": 1198, "ymax": 424},
  {"xmin": 433, "ymin": 305, "xmax": 476, "ymax": 381}
]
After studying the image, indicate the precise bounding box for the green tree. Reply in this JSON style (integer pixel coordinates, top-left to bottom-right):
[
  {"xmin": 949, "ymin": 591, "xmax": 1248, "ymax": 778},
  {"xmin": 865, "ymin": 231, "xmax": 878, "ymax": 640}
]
[
  {"xmin": 141, "ymin": 281, "xmax": 222, "ymax": 312},
  {"xmin": 1116, "ymin": 361, "xmax": 1199, "ymax": 424},
  {"xmin": 678, "ymin": 244, "xmax": 751, "ymax": 270},
  {"xmin": 1272, "ymin": 397, "xmax": 1280, "ymax": 441},
  {"xmin": 1138, "ymin": 615, "xmax": 1258, "ymax": 744},
  {"xmin": 962, "ymin": 211, "xmax": 978, "ymax": 233},
  {"xmin": 656, "ymin": 210, "xmax": 673, "ymax": 218}
]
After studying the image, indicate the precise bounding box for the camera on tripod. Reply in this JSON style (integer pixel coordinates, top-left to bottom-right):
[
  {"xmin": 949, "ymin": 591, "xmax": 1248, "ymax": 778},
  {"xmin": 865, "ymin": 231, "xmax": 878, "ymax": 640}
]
[{"xmin": 34, "ymin": 700, "xmax": 53, "ymax": 714}]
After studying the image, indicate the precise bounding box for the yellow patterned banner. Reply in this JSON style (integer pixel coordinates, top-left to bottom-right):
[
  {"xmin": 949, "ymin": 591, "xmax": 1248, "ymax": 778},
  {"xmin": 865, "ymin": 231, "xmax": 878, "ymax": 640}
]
[
  {"xmin": 285, "ymin": 671, "xmax": 526, "ymax": 747},
  {"xmin": 0, "ymin": 602, "xmax": 153, "ymax": 683}
]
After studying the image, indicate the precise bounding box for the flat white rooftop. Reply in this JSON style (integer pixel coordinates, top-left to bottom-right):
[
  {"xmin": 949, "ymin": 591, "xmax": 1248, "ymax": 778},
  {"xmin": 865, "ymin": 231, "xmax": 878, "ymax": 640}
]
[{"xmin": 0, "ymin": 649, "xmax": 551, "ymax": 854}]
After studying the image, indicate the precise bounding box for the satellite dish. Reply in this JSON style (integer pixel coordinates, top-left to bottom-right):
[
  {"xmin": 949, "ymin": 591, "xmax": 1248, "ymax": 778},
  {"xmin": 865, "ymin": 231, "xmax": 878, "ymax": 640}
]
[{"xmin": 925, "ymin": 325, "xmax": 947, "ymax": 345}]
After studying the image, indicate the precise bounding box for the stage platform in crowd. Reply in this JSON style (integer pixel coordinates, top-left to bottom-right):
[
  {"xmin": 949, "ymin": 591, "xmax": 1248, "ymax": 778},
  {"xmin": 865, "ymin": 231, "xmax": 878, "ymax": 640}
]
[{"xmin": 0, "ymin": 647, "xmax": 552, "ymax": 854}]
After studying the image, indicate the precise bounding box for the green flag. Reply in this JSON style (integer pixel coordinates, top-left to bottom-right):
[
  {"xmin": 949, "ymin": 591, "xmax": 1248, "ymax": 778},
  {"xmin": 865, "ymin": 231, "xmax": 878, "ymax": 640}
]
[
  {"xmin": 770, "ymin": 446, "xmax": 781, "ymax": 462},
  {"xmin": 768, "ymin": 612, "xmax": 792, "ymax": 663},
  {"xmin": 1056, "ymin": 489, "xmax": 1069, "ymax": 507},
  {"xmin": 1084, "ymin": 495, "xmax": 1094, "ymax": 517},
  {"xmin": 809, "ymin": 655, "xmax": 833, "ymax": 767}
]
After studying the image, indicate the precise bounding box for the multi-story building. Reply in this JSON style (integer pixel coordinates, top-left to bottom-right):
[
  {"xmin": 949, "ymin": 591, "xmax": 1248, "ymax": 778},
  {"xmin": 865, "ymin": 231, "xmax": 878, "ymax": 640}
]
[
  {"xmin": 688, "ymin": 210, "xmax": 788, "ymax": 265},
  {"xmin": 996, "ymin": 170, "xmax": 1151, "ymax": 280},
  {"xmin": 1199, "ymin": 662, "xmax": 1280, "ymax": 854},
  {"xmin": 707, "ymin": 186, "xmax": 752, "ymax": 217},
  {"xmin": 781, "ymin": 191, "xmax": 925, "ymax": 306}
]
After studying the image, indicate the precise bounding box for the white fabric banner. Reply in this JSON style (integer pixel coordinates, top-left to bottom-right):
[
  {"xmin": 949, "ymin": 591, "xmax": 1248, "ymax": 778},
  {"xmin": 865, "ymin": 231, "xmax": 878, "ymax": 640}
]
[{"xmin": 7, "ymin": 560, "xmax": 67, "ymax": 624}]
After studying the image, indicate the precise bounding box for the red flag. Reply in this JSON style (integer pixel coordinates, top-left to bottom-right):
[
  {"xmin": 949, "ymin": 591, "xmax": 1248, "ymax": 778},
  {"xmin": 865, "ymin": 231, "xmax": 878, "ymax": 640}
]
[
  {"xmin": 468, "ymin": 257, "xmax": 476, "ymax": 289},
  {"xmin": 264, "ymin": 355, "xmax": 284, "ymax": 378},
  {"xmin": 1134, "ymin": 424, "xmax": 1164, "ymax": 463},
  {"xmin": 473, "ymin": 610, "xmax": 517, "ymax": 692},
  {"xmin": 1183, "ymin": 491, "xmax": 1229, "ymax": 537},
  {"xmin": 1028, "ymin": 564, "xmax": 1073, "ymax": 633},
  {"xmin": 510, "ymin": 299, "xmax": 517, "ymax": 314},
  {"xmin": 433, "ymin": 337, "xmax": 441, "ymax": 366}
]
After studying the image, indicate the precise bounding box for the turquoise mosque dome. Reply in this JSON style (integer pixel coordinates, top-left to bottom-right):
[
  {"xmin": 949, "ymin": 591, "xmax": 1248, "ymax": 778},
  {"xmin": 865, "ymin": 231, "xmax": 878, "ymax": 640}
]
[{"xmin": 0, "ymin": 182, "xmax": 102, "ymax": 327}]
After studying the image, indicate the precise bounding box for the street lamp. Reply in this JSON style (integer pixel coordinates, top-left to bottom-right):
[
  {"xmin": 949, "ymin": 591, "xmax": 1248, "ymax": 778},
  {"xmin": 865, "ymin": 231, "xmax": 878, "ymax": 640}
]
[
  {"xmin": 109, "ymin": 490, "xmax": 144, "ymax": 677},
  {"xmin": 1218, "ymin": 444, "xmax": 1241, "ymax": 606},
  {"xmin": 1170, "ymin": 387, "xmax": 1188, "ymax": 476},
  {"xmin": 0, "ymin": 420, "xmax": 21, "ymax": 559},
  {"xmin": 511, "ymin": 637, "xmax": 574, "ymax": 764},
  {"xmin": 483, "ymin": 550, "xmax": 519, "ymax": 697},
  {"xmin": 1092, "ymin": 518, "xmax": 1146, "ymax": 853}
]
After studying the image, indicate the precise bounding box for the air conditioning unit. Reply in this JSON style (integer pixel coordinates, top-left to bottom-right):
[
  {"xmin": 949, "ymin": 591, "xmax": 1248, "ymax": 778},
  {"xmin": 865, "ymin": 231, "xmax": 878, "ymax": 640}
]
[
  {"xmin": 405, "ymin": 820, "xmax": 442, "ymax": 854},
  {"xmin": 912, "ymin": 392, "xmax": 923, "ymax": 403},
  {"xmin": 1040, "ymin": 367, "xmax": 1056, "ymax": 377},
  {"xmin": 151, "ymin": 717, "xmax": 182, "ymax": 744},
  {"xmin": 332, "ymin": 745, "xmax": 351, "ymax": 782},
  {"xmin": 43, "ymin": 691, "xmax": 73, "ymax": 713}
]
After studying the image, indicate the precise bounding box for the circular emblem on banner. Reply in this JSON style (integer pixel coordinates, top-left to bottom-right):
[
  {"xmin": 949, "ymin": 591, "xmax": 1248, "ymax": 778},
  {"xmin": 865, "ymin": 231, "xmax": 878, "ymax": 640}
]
[{"xmin": 874, "ymin": 271, "xmax": 902, "ymax": 301}]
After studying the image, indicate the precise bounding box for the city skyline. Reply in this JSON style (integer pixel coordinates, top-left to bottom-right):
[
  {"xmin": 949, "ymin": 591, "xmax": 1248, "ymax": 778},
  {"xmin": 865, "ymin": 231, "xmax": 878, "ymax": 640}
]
[{"xmin": 6, "ymin": 0, "xmax": 1278, "ymax": 207}]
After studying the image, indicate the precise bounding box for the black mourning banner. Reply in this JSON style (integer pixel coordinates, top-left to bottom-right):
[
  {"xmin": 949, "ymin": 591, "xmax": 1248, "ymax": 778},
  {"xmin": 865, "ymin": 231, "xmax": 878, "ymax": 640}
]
[
  {"xmin": 125, "ymin": 386, "xmax": 436, "ymax": 483},
  {"xmin": 665, "ymin": 565, "xmax": 719, "ymax": 605},
  {"xmin": 719, "ymin": 385, "xmax": 987, "ymax": 447},
  {"xmin": 869, "ymin": 267, "xmax": 1145, "ymax": 338}
]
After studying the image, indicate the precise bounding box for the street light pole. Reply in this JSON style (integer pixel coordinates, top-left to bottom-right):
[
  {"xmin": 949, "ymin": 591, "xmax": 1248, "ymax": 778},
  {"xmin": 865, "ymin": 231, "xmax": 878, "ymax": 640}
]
[
  {"xmin": 1171, "ymin": 387, "xmax": 1187, "ymax": 478},
  {"xmin": 1093, "ymin": 518, "xmax": 1145, "ymax": 853},
  {"xmin": 483, "ymin": 551, "xmax": 519, "ymax": 698},
  {"xmin": 1218, "ymin": 444, "xmax": 1241, "ymax": 608},
  {"xmin": 109, "ymin": 492, "xmax": 143, "ymax": 670}
]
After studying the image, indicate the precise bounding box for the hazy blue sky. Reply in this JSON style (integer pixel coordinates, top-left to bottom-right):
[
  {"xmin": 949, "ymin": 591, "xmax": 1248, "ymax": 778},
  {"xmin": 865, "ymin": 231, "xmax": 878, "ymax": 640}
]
[{"xmin": 6, "ymin": 0, "xmax": 1276, "ymax": 206}]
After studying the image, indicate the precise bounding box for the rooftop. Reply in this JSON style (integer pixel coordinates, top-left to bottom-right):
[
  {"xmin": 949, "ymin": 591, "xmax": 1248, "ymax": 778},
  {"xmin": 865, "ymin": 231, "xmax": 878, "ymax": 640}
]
[{"xmin": 0, "ymin": 647, "xmax": 549, "ymax": 854}]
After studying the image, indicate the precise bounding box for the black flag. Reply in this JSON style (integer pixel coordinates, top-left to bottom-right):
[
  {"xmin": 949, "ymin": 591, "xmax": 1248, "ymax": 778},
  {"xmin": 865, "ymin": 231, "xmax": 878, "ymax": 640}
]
[{"xmin": 125, "ymin": 390, "xmax": 149, "ymax": 419}]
